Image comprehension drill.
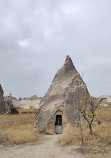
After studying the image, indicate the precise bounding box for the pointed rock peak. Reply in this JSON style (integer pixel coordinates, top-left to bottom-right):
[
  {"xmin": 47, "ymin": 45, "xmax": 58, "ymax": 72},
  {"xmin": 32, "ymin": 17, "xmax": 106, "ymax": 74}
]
[
  {"xmin": 64, "ymin": 55, "xmax": 74, "ymax": 67},
  {"xmin": 64, "ymin": 55, "xmax": 78, "ymax": 73}
]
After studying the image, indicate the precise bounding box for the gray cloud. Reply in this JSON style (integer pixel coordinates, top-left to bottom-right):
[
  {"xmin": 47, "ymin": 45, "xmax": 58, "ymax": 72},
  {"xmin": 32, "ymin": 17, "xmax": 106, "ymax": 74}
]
[{"xmin": 0, "ymin": 0, "xmax": 111, "ymax": 98}]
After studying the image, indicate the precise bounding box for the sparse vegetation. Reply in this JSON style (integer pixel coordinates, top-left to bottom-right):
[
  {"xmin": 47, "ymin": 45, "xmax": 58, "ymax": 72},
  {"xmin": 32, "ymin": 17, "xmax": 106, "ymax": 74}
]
[
  {"xmin": 58, "ymin": 105, "xmax": 111, "ymax": 158},
  {"xmin": 77, "ymin": 96, "xmax": 99, "ymax": 135},
  {"xmin": 0, "ymin": 111, "xmax": 39, "ymax": 145},
  {"xmin": 0, "ymin": 105, "xmax": 111, "ymax": 158}
]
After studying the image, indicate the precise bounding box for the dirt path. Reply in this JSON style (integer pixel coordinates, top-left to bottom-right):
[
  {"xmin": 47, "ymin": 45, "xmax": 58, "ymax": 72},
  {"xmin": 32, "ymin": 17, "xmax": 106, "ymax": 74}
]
[{"xmin": 0, "ymin": 135, "xmax": 86, "ymax": 158}]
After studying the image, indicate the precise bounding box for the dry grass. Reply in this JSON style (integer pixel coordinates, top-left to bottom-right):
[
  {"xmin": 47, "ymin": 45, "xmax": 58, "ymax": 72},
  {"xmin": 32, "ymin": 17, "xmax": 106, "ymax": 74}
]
[
  {"xmin": 58, "ymin": 106, "xmax": 111, "ymax": 157},
  {"xmin": 58, "ymin": 126, "xmax": 81, "ymax": 146},
  {"xmin": 0, "ymin": 111, "xmax": 39, "ymax": 145},
  {"xmin": 17, "ymin": 107, "xmax": 37, "ymax": 113}
]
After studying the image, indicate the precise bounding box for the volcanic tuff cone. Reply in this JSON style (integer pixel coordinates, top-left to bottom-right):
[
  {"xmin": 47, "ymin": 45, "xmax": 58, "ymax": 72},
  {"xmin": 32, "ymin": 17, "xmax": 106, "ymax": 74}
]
[
  {"xmin": 0, "ymin": 84, "xmax": 5, "ymax": 114},
  {"xmin": 36, "ymin": 55, "xmax": 89, "ymax": 132}
]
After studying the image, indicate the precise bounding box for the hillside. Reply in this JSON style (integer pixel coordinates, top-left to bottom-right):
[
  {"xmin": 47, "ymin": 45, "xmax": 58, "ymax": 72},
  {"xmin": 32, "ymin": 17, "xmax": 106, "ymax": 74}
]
[{"xmin": 4, "ymin": 95, "xmax": 41, "ymax": 110}]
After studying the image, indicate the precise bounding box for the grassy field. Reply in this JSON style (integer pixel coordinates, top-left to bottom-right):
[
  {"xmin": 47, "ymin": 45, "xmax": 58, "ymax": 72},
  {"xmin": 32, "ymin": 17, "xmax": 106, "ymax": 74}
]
[
  {"xmin": 58, "ymin": 106, "xmax": 111, "ymax": 158},
  {"xmin": 16, "ymin": 107, "xmax": 37, "ymax": 113},
  {"xmin": 0, "ymin": 106, "xmax": 111, "ymax": 158},
  {"xmin": 0, "ymin": 111, "xmax": 38, "ymax": 145}
]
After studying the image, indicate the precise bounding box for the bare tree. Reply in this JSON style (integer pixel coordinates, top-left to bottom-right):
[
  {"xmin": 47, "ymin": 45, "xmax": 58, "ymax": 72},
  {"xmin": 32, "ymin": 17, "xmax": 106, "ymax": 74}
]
[{"xmin": 79, "ymin": 96, "xmax": 99, "ymax": 135}]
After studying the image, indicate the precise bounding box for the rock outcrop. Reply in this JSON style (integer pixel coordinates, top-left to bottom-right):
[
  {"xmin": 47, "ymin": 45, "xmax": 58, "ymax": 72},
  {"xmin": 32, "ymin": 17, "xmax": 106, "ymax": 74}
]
[
  {"xmin": 36, "ymin": 55, "xmax": 90, "ymax": 132},
  {"xmin": 18, "ymin": 95, "xmax": 41, "ymax": 109},
  {"xmin": 5, "ymin": 95, "xmax": 41, "ymax": 109},
  {"xmin": 0, "ymin": 84, "xmax": 5, "ymax": 114},
  {"xmin": 98, "ymin": 95, "xmax": 111, "ymax": 106},
  {"xmin": 4, "ymin": 96, "xmax": 19, "ymax": 114}
]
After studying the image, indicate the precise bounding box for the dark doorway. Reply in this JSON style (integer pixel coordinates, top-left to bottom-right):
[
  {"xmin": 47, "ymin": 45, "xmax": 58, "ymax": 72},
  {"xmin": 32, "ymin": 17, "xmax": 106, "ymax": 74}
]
[{"xmin": 55, "ymin": 115, "xmax": 62, "ymax": 134}]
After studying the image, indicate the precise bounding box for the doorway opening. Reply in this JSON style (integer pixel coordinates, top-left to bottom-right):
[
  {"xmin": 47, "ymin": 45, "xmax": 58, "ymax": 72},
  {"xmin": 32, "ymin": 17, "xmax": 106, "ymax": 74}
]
[{"xmin": 55, "ymin": 115, "xmax": 62, "ymax": 134}]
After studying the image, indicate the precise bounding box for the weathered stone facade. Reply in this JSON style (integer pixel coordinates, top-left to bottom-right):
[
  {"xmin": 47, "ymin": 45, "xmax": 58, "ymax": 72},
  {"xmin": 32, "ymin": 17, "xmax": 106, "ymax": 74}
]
[
  {"xmin": 0, "ymin": 84, "xmax": 5, "ymax": 114},
  {"xmin": 36, "ymin": 55, "xmax": 90, "ymax": 134}
]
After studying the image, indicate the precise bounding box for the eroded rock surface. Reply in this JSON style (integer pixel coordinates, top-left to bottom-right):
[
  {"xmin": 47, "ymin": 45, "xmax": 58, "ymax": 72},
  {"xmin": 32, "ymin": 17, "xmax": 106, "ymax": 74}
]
[
  {"xmin": 4, "ymin": 95, "xmax": 41, "ymax": 110},
  {"xmin": 0, "ymin": 84, "xmax": 5, "ymax": 114},
  {"xmin": 36, "ymin": 55, "xmax": 90, "ymax": 132}
]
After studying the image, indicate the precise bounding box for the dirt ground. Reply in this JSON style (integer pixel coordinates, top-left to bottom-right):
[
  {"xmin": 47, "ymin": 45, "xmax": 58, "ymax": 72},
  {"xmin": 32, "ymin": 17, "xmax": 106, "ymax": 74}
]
[{"xmin": 0, "ymin": 135, "xmax": 87, "ymax": 158}]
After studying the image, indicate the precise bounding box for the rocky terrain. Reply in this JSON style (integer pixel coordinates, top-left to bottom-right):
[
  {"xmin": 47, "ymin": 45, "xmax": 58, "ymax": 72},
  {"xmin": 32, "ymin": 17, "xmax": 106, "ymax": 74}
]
[
  {"xmin": 99, "ymin": 95, "xmax": 111, "ymax": 106},
  {"xmin": 4, "ymin": 95, "xmax": 41, "ymax": 110},
  {"xmin": 36, "ymin": 55, "xmax": 89, "ymax": 133}
]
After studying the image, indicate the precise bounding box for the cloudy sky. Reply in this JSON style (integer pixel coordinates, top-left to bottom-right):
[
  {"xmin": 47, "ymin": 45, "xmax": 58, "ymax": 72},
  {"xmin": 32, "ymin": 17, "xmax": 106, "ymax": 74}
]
[{"xmin": 0, "ymin": 0, "xmax": 111, "ymax": 98}]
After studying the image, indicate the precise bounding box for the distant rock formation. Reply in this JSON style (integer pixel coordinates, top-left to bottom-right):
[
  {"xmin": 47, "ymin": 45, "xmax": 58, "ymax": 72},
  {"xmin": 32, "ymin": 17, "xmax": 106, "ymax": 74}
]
[
  {"xmin": 98, "ymin": 95, "xmax": 111, "ymax": 106},
  {"xmin": 4, "ymin": 96, "xmax": 14, "ymax": 113},
  {"xmin": 36, "ymin": 55, "xmax": 90, "ymax": 133},
  {"xmin": 4, "ymin": 95, "xmax": 41, "ymax": 109},
  {"xmin": 4, "ymin": 96, "xmax": 19, "ymax": 114},
  {"xmin": 0, "ymin": 84, "xmax": 5, "ymax": 114},
  {"xmin": 18, "ymin": 95, "xmax": 41, "ymax": 109}
]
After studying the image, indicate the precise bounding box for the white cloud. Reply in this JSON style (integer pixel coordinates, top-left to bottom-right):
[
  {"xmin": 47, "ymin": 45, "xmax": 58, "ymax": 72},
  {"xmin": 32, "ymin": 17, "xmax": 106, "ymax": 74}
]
[
  {"xmin": 0, "ymin": 0, "xmax": 111, "ymax": 97},
  {"xmin": 18, "ymin": 40, "xmax": 28, "ymax": 48},
  {"xmin": 61, "ymin": 1, "xmax": 85, "ymax": 17}
]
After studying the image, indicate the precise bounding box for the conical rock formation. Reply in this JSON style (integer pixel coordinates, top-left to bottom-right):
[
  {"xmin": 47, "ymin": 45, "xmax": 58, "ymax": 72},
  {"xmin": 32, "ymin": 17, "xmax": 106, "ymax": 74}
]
[
  {"xmin": 0, "ymin": 84, "xmax": 5, "ymax": 114},
  {"xmin": 36, "ymin": 55, "xmax": 89, "ymax": 133}
]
